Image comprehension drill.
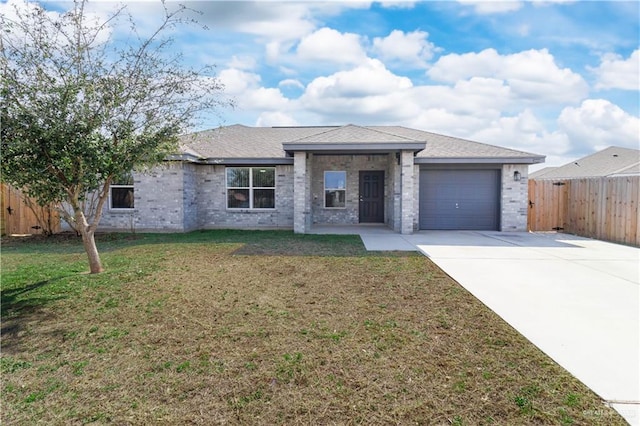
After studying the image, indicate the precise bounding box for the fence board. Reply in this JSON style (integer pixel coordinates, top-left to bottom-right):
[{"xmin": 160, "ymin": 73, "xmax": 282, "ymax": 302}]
[
  {"xmin": 528, "ymin": 176, "xmax": 639, "ymax": 246},
  {"xmin": 0, "ymin": 184, "xmax": 60, "ymax": 235}
]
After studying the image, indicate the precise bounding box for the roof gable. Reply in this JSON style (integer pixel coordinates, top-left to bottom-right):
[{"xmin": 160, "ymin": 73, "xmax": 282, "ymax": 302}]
[
  {"xmin": 288, "ymin": 124, "xmax": 421, "ymax": 144},
  {"xmin": 282, "ymin": 124, "xmax": 426, "ymax": 153}
]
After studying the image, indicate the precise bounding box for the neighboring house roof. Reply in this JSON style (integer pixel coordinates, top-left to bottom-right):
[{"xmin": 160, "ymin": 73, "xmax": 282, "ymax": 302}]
[
  {"xmin": 531, "ymin": 146, "xmax": 640, "ymax": 179},
  {"xmin": 529, "ymin": 167, "xmax": 559, "ymax": 179},
  {"xmin": 177, "ymin": 124, "xmax": 545, "ymax": 165},
  {"xmin": 611, "ymin": 162, "xmax": 640, "ymax": 176}
]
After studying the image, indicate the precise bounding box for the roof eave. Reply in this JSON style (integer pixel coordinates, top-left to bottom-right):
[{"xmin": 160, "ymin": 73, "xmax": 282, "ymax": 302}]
[
  {"xmin": 193, "ymin": 157, "xmax": 293, "ymax": 165},
  {"xmin": 415, "ymin": 156, "xmax": 545, "ymax": 165},
  {"xmin": 283, "ymin": 142, "xmax": 426, "ymax": 153}
]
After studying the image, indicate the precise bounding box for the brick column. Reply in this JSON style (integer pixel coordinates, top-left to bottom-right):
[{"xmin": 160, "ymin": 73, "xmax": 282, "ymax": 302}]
[
  {"xmin": 400, "ymin": 150, "xmax": 414, "ymax": 234},
  {"xmin": 390, "ymin": 153, "xmax": 401, "ymax": 232},
  {"xmin": 293, "ymin": 151, "xmax": 308, "ymax": 233},
  {"xmin": 501, "ymin": 164, "xmax": 529, "ymax": 231}
]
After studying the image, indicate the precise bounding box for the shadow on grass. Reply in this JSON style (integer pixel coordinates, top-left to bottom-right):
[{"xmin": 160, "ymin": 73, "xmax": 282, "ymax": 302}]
[
  {"xmin": 1, "ymin": 308, "xmax": 64, "ymax": 356},
  {"xmin": 1, "ymin": 277, "xmax": 70, "ymax": 320},
  {"xmin": 1, "ymin": 277, "xmax": 73, "ymax": 354}
]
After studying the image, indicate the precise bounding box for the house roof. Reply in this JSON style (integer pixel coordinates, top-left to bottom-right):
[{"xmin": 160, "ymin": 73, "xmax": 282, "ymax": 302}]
[
  {"xmin": 178, "ymin": 124, "xmax": 545, "ymax": 165},
  {"xmin": 369, "ymin": 126, "xmax": 543, "ymax": 163},
  {"xmin": 530, "ymin": 146, "xmax": 640, "ymax": 179},
  {"xmin": 529, "ymin": 167, "xmax": 559, "ymax": 179},
  {"xmin": 282, "ymin": 125, "xmax": 426, "ymax": 153}
]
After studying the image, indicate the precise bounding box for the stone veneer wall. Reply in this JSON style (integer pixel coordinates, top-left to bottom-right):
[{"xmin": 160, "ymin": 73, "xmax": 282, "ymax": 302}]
[
  {"xmin": 98, "ymin": 162, "xmax": 188, "ymax": 232},
  {"xmin": 412, "ymin": 164, "xmax": 420, "ymax": 231},
  {"xmin": 500, "ymin": 164, "xmax": 529, "ymax": 231},
  {"xmin": 387, "ymin": 154, "xmax": 400, "ymax": 232},
  {"xmin": 310, "ymin": 154, "xmax": 390, "ymax": 225},
  {"xmin": 182, "ymin": 164, "xmax": 198, "ymax": 231},
  {"xmin": 98, "ymin": 162, "xmax": 295, "ymax": 232},
  {"xmin": 196, "ymin": 164, "xmax": 294, "ymax": 229},
  {"xmin": 95, "ymin": 160, "xmax": 530, "ymax": 233}
]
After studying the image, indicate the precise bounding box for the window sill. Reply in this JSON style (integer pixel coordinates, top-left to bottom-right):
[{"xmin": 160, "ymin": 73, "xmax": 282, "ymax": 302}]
[
  {"xmin": 109, "ymin": 208, "xmax": 137, "ymax": 213},
  {"xmin": 226, "ymin": 208, "xmax": 276, "ymax": 213}
]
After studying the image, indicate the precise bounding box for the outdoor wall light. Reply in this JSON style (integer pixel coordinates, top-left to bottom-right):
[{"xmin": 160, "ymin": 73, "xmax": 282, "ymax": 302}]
[{"xmin": 513, "ymin": 171, "xmax": 521, "ymax": 182}]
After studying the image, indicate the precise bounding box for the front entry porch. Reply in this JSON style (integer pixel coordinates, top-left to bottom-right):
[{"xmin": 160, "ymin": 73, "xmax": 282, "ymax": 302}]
[{"xmin": 291, "ymin": 151, "xmax": 418, "ymax": 235}]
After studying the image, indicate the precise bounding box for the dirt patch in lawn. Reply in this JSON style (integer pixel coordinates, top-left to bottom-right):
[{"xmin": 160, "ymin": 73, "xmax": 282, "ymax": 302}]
[{"xmin": 1, "ymin": 233, "xmax": 625, "ymax": 425}]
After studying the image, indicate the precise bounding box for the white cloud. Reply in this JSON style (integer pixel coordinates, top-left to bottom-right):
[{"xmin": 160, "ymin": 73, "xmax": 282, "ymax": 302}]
[
  {"xmin": 457, "ymin": 1, "xmax": 524, "ymax": 14},
  {"xmin": 218, "ymin": 68, "xmax": 290, "ymax": 112},
  {"xmin": 279, "ymin": 79, "xmax": 305, "ymax": 90},
  {"xmin": 298, "ymin": 60, "xmax": 419, "ymax": 123},
  {"xmin": 297, "ymin": 27, "xmax": 367, "ymax": 65},
  {"xmin": 217, "ymin": 68, "xmax": 261, "ymax": 95},
  {"xmin": 557, "ymin": 99, "xmax": 640, "ymax": 152},
  {"xmin": 243, "ymin": 87, "xmax": 290, "ymax": 111},
  {"xmin": 428, "ymin": 49, "xmax": 500, "ymax": 82},
  {"xmin": 470, "ymin": 109, "xmax": 571, "ymax": 156},
  {"xmin": 256, "ymin": 111, "xmax": 299, "ymax": 127},
  {"xmin": 189, "ymin": 2, "xmax": 315, "ymax": 42},
  {"xmin": 379, "ymin": 1, "xmax": 417, "ymax": 9},
  {"xmin": 303, "ymin": 59, "xmax": 412, "ymax": 101},
  {"xmin": 428, "ymin": 48, "xmax": 588, "ymax": 104},
  {"xmin": 1, "ymin": 0, "xmax": 114, "ymax": 48},
  {"xmin": 591, "ymin": 49, "xmax": 640, "ymax": 91},
  {"xmin": 405, "ymin": 78, "xmax": 511, "ymax": 121},
  {"xmin": 372, "ymin": 30, "xmax": 436, "ymax": 67},
  {"xmin": 530, "ymin": 0, "xmax": 577, "ymax": 6},
  {"xmin": 407, "ymin": 108, "xmax": 493, "ymax": 137},
  {"xmin": 297, "ymin": 60, "xmax": 520, "ymax": 129},
  {"xmin": 227, "ymin": 55, "xmax": 256, "ymax": 70},
  {"xmin": 458, "ymin": 0, "xmax": 575, "ymax": 15}
]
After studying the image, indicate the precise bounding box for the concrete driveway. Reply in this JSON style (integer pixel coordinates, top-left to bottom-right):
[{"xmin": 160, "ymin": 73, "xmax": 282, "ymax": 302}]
[{"xmin": 359, "ymin": 229, "xmax": 640, "ymax": 425}]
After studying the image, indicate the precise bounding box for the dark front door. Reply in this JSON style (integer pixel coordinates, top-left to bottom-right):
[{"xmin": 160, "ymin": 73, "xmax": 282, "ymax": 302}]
[{"xmin": 359, "ymin": 171, "xmax": 384, "ymax": 223}]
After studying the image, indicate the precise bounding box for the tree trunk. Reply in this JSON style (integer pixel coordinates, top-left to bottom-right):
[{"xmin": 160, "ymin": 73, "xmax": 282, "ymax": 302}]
[
  {"xmin": 81, "ymin": 227, "xmax": 103, "ymax": 274},
  {"xmin": 73, "ymin": 203, "xmax": 104, "ymax": 274}
]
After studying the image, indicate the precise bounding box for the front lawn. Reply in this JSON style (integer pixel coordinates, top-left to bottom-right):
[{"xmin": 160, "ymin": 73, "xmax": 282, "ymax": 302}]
[{"xmin": 1, "ymin": 231, "xmax": 624, "ymax": 424}]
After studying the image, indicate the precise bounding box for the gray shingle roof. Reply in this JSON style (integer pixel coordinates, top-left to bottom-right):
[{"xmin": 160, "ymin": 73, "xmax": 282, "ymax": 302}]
[
  {"xmin": 531, "ymin": 146, "xmax": 640, "ymax": 179},
  {"xmin": 529, "ymin": 167, "xmax": 559, "ymax": 179},
  {"xmin": 289, "ymin": 124, "xmax": 420, "ymax": 144},
  {"xmin": 180, "ymin": 124, "xmax": 326, "ymax": 158},
  {"xmin": 368, "ymin": 126, "xmax": 542, "ymax": 160},
  {"xmin": 178, "ymin": 124, "xmax": 544, "ymax": 163}
]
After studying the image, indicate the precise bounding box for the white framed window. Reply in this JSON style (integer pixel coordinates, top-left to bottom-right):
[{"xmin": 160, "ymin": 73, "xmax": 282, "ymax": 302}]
[
  {"xmin": 324, "ymin": 171, "xmax": 346, "ymax": 208},
  {"xmin": 110, "ymin": 173, "xmax": 134, "ymax": 209},
  {"xmin": 226, "ymin": 167, "xmax": 275, "ymax": 209}
]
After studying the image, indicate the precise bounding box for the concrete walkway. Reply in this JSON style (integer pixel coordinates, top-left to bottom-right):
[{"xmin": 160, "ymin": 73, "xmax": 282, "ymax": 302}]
[{"xmin": 313, "ymin": 226, "xmax": 640, "ymax": 425}]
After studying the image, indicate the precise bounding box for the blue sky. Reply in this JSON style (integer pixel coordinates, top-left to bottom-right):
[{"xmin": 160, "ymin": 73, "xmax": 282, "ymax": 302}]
[{"xmin": 3, "ymin": 0, "xmax": 639, "ymax": 169}]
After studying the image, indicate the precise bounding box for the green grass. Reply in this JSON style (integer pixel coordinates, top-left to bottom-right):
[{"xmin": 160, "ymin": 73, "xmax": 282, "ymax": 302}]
[{"xmin": 0, "ymin": 230, "xmax": 626, "ymax": 425}]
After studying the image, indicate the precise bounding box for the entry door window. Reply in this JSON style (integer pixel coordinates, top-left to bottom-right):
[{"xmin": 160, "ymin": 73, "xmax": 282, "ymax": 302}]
[{"xmin": 325, "ymin": 171, "xmax": 346, "ymax": 208}]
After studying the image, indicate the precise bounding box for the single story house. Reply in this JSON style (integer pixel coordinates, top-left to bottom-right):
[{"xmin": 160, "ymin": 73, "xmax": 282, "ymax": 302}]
[
  {"xmin": 530, "ymin": 146, "xmax": 640, "ymax": 180},
  {"xmin": 97, "ymin": 124, "xmax": 545, "ymax": 234}
]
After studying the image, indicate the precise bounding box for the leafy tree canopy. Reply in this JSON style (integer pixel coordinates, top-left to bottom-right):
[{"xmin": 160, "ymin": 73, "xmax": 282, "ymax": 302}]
[{"xmin": 0, "ymin": 0, "xmax": 231, "ymax": 272}]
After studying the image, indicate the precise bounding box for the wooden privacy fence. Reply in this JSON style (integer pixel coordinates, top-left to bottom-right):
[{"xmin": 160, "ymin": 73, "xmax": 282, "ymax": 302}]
[
  {"xmin": 528, "ymin": 176, "xmax": 640, "ymax": 246},
  {"xmin": 1, "ymin": 184, "xmax": 61, "ymax": 235}
]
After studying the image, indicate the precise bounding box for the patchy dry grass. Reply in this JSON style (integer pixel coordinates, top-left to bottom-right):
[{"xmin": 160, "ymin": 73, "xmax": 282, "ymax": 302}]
[{"xmin": 1, "ymin": 231, "xmax": 624, "ymax": 425}]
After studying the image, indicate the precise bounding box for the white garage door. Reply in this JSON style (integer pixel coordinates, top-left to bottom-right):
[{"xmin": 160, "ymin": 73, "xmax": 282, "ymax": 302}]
[{"xmin": 419, "ymin": 169, "xmax": 500, "ymax": 230}]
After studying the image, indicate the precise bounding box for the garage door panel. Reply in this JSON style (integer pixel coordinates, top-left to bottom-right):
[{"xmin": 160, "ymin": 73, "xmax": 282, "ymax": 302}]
[{"xmin": 419, "ymin": 169, "xmax": 500, "ymax": 230}]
